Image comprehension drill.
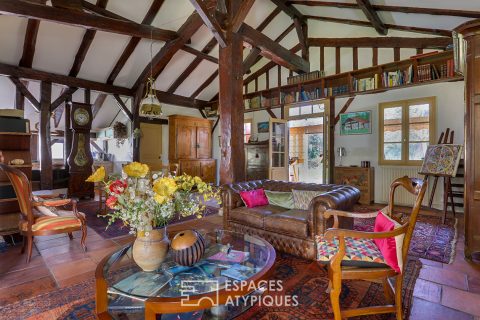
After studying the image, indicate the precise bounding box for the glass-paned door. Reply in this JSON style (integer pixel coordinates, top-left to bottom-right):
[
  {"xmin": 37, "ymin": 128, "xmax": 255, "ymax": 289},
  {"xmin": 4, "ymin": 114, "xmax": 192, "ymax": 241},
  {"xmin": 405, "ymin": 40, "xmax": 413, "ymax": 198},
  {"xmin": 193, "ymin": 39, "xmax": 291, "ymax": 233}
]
[{"xmin": 269, "ymin": 118, "xmax": 288, "ymax": 180}]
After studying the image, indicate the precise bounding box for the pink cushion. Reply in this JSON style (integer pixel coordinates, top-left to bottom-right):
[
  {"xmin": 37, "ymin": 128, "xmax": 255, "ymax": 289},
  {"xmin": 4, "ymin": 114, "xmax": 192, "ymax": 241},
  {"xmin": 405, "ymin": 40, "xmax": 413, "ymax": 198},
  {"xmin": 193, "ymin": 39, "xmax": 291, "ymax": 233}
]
[
  {"xmin": 240, "ymin": 189, "xmax": 269, "ymax": 208},
  {"xmin": 373, "ymin": 211, "xmax": 404, "ymax": 273}
]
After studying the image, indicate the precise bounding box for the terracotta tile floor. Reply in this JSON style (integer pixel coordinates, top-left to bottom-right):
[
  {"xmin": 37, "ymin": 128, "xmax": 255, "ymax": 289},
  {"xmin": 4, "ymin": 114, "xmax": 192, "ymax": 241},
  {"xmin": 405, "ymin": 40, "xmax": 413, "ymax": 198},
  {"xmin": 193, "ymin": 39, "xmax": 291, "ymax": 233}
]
[{"xmin": 1, "ymin": 206, "xmax": 480, "ymax": 319}]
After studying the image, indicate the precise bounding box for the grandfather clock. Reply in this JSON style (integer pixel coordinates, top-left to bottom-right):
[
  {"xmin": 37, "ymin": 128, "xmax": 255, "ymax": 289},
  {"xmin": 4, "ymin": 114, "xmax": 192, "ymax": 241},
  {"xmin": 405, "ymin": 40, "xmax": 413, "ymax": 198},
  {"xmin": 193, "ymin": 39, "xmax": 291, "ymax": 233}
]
[{"xmin": 68, "ymin": 102, "xmax": 94, "ymax": 198}]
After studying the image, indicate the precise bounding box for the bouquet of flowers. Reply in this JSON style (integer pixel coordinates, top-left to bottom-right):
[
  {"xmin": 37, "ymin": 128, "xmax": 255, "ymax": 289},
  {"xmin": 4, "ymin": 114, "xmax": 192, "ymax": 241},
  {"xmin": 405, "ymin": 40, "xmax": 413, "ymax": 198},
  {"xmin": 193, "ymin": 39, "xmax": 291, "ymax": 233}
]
[{"xmin": 86, "ymin": 162, "xmax": 221, "ymax": 235}]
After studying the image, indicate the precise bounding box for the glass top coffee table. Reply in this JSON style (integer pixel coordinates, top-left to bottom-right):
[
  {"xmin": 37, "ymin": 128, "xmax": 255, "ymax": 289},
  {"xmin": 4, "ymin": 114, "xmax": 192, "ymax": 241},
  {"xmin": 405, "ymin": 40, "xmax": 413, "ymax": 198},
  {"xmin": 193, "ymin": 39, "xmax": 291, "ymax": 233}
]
[{"xmin": 95, "ymin": 230, "xmax": 276, "ymax": 320}]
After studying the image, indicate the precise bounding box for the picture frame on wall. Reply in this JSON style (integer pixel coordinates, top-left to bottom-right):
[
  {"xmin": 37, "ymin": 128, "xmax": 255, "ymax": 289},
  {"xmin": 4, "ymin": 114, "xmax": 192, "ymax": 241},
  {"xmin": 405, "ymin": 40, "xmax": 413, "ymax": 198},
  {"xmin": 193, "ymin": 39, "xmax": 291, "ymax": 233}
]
[
  {"xmin": 257, "ymin": 121, "xmax": 269, "ymax": 133},
  {"xmin": 339, "ymin": 111, "xmax": 372, "ymax": 135}
]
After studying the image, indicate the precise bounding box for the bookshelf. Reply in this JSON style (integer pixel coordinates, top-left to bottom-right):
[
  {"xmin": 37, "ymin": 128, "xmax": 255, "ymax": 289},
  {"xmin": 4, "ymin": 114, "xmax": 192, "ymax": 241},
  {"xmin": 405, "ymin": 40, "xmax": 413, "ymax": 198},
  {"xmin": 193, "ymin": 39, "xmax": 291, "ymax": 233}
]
[{"xmin": 241, "ymin": 51, "xmax": 463, "ymax": 113}]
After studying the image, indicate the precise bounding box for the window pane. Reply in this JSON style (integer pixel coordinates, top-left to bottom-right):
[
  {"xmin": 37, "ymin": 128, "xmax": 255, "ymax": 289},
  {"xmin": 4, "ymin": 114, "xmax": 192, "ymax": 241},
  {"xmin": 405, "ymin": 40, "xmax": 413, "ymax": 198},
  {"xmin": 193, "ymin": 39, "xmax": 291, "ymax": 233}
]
[
  {"xmin": 313, "ymin": 104, "xmax": 325, "ymax": 113},
  {"xmin": 409, "ymin": 123, "xmax": 429, "ymax": 141},
  {"xmin": 289, "ymin": 107, "xmax": 300, "ymax": 116},
  {"xmin": 409, "ymin": 142, "xmax": 429, "ymax": 160},
  {"xmin": 384, "ymin": 106, "xmax": 402, "ymax": 125},
  {"xmin": 409, "ymin": 104, "xmax": 429, "ymax": 123},
  {"xmin": 384, "ymin": 124, "xmax": 402, "ymax": 142},
  {"xmin": 384, "ymin": 143, "xmax": 402, "ymax": 160},
  {"xmin": 300, "ymin": 105, "xmax": 312, "ymax": 115},
  {"xmin": 51, "ymin": 143, "xmax": 64, "ymax": 159}
]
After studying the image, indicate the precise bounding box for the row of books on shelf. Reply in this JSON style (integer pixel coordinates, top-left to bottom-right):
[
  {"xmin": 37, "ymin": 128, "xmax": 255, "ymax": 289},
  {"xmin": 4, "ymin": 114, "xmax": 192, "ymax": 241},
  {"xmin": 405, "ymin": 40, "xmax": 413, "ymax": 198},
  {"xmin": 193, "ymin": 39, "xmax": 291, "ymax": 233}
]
[
  {"xmin": 352, "ymin": 75, "xmax": 379, "ymax": 92},
  {"xmin": 381, "ymin": 66, "xmax": 415, "ymax": 88},
  {"xmin": 418, "ymin": 59, "xmax": 455, "ymax": 82},
  {"xmin": 287, "ymin": 70, "xmax": 325, "ymax": 85}
]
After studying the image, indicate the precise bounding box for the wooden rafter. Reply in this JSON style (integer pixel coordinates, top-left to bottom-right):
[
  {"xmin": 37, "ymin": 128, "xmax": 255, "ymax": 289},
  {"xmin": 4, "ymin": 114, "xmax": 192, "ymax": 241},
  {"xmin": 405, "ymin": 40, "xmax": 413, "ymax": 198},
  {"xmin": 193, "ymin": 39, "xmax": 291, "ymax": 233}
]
[
  {"xmin": 181, "ymin": 45, "xmax": 218, "ymax": 64},
  {"xmin": 0, "ymin": 62, "xmax": 132, "ymax": 96},
  {"xmin": 270, "ymin": 0, "xmax": 306, "ymax": 22},
  {"xmin": 231, "ymin": 0, "xmax": 256, "ymax": 33},
  {"xmin": 106, "ymin": 0, "xmax": 165, "ymax": 85},
  {"xmin": 356, "ymin": 0, "xmax": 387, "ymax": 35},
  {"xmin": 334, "ymin": 97, "xmax": 355, "ymax": 125},
  {"xmin": 190, "ymin": 70, "xmax": 218, "ymax": 99},
  {"xmin": 9, "ymin": 77, "xmax": 40, "ymax": 112},
  {"xmin": 154, "ymin": 90, "xmax": 208, "ymax": 109},
  {"xmin": 132, "ymin": 12, "xmax": 204, "ymax": 91},
  {"xmin": 189, "ymin": 0, "xmax": 227, "ymax": 48},
  {"xmin": 168, "ymin": 38, "xmax": 217, "ymax": 94},
  {"xmin": 51, "ymin": 87, "xmax": 78, "ymax": 112},
  {"xmin": 306, "ymin": 15, "xmax": 451, "ymax": 37},
  {"xmin": 19, "ymin": 19, "xmax": 41, "ymax": 68},
  {"xmin": 92, "ymin": 93, "xmax": 108, "ymax": 117},
  {"xmin": 308, "ymin": 37, "xmax": 452, "ymax": 49},
  {"xmin": 113, "ymin": 94, "xmax": 133, "ymax": 121},
  {"xmin": 239, "ymin": 23, "xmax": 309, "ymax": 73},
  {"xmin": 287, "ymin": 1, "xmax": 480, "ymax": 19},
  {"xmin": 0, "ymin": 0, "xmax": 178, "ymax": 42}
]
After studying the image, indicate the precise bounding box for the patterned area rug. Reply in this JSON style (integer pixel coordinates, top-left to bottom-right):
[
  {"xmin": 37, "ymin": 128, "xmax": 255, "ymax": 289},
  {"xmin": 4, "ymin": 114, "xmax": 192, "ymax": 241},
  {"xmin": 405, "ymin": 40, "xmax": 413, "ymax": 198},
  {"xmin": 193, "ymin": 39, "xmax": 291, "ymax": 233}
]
[
  {"xmin": 78, "ymin": 201, "xmax": 219, "ymax": 239},
  {"xmin": 0, "ymin": 253, "xmax": 422, "ymax": 320},
  {"xmin": 352, "ymin": 204, "xmax": 458, "ymax": 264}
]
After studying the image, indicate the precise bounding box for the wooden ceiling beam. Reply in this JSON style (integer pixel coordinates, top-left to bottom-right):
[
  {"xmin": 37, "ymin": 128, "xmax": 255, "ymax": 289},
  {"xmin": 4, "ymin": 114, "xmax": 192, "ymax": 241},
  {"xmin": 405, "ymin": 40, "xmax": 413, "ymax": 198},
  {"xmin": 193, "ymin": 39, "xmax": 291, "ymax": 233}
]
[
  {"xmin": 106, "ymin": 0, "xmax": 165, "ymax": 85},
  {"xmin": 189, "ymin": 0, "xmax": 227, "ymax": 48},
  {"xmin": 154, "ymin": 90, "xmax": 208, "ymax": 109},
  {"xmin": 306, "ymin": 15, "xmax": 452, "ymax": 37},
  {"xmin": 287, "ymin": 1, "xmax": 480, "ymax": 19},
  {"xmin": 113, "ymin": 94, "xmax": 133, "ymax": 121},
  {"xmin": 0, "ymin": 62, "xmax": 132, "ymax": 96},
  {"xmin": 9, "ymin": 77, "xmax": 40, "ymax": 112},
  {"xmin": 51, "ymin": 87, "xmax": 78, "ymax": 112},
  {"xmin": 19, "ymin": 19, "xmax": 41, "ymax": 68},
  {"xmin": 181, "ymin": 45, "xmax": 218, "ymax": 64},
  {"xmin": 308, "ymin": 37, "xmax": 452, "ymax": 49},
  {"xmin": 133, "ymin": 12, "xmax": 204, "ymax": 91},
  {"xmin": 168, "ymin": 38, "xmax": 217, "ymax": 94},
  {"xmin": 356, "ymin": 0, "xmax": 387, "ymax": 35},
  {"xmin": 270, "ymin": 0, "xmax": 306, "ymax": 22},
  {"xmin": 92, "ymin": 93, "xmax": 108, "ymax": 117},
  {"xmin": 0, "ymin": 0, "xmax": 178, "ymax": 42},
  {"xmin": 239, "ymin": 23, "xmax": 309, "ymax": 73},
  {"xmin": 294, "ymin": 18, "xmax": 308, "ymax": 59},
  {"xmin": 190, "ymin": 70, "xmax": 218, "ymax": 99},
  {"xmin": 231, "ymin": 0, "xmax": 256, "ymax": 33}
]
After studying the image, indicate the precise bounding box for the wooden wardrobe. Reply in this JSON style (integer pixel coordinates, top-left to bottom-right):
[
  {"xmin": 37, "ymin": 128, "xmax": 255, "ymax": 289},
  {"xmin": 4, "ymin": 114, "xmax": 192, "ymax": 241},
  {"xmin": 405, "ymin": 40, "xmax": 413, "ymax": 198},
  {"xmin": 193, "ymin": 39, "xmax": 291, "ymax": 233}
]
[{"xmin": 168, "ymin": 115, "xmax": 216, "ymax": 183}]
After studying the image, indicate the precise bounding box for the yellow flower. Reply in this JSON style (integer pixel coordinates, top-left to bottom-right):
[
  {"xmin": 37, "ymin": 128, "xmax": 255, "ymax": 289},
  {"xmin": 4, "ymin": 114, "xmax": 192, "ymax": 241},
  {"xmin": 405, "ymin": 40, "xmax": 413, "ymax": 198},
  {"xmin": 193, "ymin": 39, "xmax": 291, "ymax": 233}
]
[
  {"xmin": 153, "ymin": 177, "xmax": 177, "ymax": 198},
  {"xmin": 194, "ymin": 176, "xmax": 203, "ymax": 184},
  {"xmin": 86, "ymin": 166, "xmax": 105, "ymax": 182},
  {"xmin": 154, "ymin": 194, "xmax": 168, "ymax": 204},
  {"xmin": 123, "ymin": 162, "xmax": 149, "ymax": 178}
]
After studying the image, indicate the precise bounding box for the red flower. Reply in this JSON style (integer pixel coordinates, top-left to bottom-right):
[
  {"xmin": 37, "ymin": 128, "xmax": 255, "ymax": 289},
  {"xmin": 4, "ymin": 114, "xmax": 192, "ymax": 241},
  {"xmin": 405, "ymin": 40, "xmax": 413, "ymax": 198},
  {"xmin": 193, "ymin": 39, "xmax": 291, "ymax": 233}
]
[
  {"xmin": 109, "ymin": 180, "xmax": 127, "ymax": 195},
  {"xmin": 106, "ymin": 196, "xmax": 118, "ymax": 209}
]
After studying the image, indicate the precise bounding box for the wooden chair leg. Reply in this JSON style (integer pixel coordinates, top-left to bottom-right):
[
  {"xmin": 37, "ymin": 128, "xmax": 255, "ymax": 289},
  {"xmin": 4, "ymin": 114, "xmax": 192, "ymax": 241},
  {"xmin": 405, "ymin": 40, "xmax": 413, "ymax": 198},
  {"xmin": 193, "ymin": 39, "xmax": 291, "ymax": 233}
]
[
  {"xmin": 394, "ymin": 275, "xmax": 404, "ymax": 320},
  {"xmin": 25, "ymin": 235, "xmax": 33, "ymax": 263},
  {"xmin": 80, "ymin": 227, "xmax": 87, "ymax": 252},
  {"xmin": 329, "ymin": 268, "xmax": 343, "ymax": 320},
  {"xmin": 383, "ymin": 277, "xmax": 394, "ymax": 304},
  {"xmin": 68, "ymin": 232, "xmax": 73, "ymax": 240}
]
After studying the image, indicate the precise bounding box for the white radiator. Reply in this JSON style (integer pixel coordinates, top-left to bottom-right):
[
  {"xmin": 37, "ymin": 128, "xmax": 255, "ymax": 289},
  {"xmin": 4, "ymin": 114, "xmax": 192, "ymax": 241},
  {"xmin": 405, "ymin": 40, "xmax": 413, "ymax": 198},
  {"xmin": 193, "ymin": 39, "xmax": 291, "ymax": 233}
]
[{"xmin": 377, "ymin": 166, "xmax": 443, "ymax": 208}]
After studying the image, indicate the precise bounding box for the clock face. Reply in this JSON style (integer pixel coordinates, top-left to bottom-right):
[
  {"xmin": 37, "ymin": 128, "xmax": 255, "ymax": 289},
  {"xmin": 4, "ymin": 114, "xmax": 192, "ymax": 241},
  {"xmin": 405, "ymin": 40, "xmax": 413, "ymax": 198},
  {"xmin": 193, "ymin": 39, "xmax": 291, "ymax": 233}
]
[{"xmin": 74, "ymin": 108, "xmax": 90, "ymax": 126}]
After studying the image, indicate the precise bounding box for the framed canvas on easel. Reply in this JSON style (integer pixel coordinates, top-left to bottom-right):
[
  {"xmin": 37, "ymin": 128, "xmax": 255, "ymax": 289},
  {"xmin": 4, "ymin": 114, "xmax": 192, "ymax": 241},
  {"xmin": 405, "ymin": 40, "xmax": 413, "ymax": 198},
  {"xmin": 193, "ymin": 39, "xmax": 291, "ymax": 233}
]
[{"xmin": 419, "ymin": 130, "xmax": 463, "ymax": 223}]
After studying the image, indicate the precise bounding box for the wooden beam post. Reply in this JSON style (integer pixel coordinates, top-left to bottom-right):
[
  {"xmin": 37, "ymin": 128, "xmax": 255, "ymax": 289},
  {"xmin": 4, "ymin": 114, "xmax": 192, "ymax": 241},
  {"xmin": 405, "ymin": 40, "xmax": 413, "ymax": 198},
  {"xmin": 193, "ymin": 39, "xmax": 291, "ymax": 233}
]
[
  {"xmin": 335, "ymin": 47, "xmax": 341, "ymax": 73},
  {"xmin": 353, "ymin": 47, "xmax": 358, "ymax": 70},
  {"xmin": 219, "ymin": 32, "xmax": 245, "ymax": 184},
  {"xmin": 327, "ymin": 97, "xmax": 335, "ymax": 183},
  {"xmin": 64, "ymin": 98, "xmax": 72, "ymax": 170},
  {"xmin": 372, "ymin": 47, "xmax": 378, "ymax": 66},
  {"xmin": 40, "ymin": 81, "xmax": 52, "ymax": 190},
  {"xmin": 15, "ymin": 87, "xmax": 25, "ymax": 110},
  {"xmin": 132, "ymin": 84, "xmax": 144, "ymax": 162}
]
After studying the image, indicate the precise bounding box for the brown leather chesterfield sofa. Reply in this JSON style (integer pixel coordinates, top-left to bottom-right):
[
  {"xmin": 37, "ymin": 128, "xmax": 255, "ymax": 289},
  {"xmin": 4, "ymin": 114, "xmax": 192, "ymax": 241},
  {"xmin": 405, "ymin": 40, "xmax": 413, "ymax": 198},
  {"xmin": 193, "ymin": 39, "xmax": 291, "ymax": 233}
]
[{"xmin": 222, "ymin": 180, "xmax": 360, "ymax": 260}]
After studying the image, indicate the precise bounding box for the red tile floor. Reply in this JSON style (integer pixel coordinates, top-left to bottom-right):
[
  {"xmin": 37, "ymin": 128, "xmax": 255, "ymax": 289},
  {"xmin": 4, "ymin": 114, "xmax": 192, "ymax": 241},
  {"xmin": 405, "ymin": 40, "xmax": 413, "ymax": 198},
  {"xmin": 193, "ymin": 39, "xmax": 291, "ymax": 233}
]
[{"xmin": 0, "ymin": 207, "xmax": 479, "ymax": 319}]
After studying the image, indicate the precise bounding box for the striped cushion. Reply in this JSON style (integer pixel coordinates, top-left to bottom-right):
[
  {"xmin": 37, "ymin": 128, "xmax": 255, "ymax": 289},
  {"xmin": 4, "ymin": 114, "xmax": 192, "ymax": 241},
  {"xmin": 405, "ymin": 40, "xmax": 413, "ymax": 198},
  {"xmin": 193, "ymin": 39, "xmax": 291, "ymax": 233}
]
[
  {"xmin": 316, "ymin": 235, "xmax": 388, "ymax": 268},
  {"xmin": 21, "ymin": 216, "xmax": 82, "ymax": 232}
]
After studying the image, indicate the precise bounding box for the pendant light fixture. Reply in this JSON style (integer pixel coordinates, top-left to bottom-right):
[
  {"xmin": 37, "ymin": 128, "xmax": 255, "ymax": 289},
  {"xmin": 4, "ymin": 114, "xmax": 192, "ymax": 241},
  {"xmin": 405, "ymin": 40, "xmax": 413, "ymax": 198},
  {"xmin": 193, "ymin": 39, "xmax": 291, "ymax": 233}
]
[{"xmin": 140, "ymin": 28, "xmax": 163, "ymax": 119}]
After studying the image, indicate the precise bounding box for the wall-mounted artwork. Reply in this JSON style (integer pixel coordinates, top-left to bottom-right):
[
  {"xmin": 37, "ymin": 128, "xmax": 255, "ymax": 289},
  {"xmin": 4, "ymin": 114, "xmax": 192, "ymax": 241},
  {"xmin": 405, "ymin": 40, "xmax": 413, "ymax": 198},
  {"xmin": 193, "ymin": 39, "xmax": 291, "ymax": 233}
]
[
  {"xmin": 340, "ymin": 111, "xmax": 372, "ymax": 135},
  {"xmin": 257, "ymin": 121, "xmax": 269, "ymax": 133},
  {"xmin": 419, "ymin": 144, "xmax": 463, "ymax": 177}
]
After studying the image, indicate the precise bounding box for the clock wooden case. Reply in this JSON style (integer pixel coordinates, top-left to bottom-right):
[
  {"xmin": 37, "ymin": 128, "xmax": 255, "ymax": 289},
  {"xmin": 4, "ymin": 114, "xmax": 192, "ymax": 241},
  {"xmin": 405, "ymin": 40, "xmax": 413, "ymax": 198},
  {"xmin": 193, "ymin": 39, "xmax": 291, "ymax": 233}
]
[{"xmin": 67, "ymin": 102, "xmax": 94, "ymax": 198}]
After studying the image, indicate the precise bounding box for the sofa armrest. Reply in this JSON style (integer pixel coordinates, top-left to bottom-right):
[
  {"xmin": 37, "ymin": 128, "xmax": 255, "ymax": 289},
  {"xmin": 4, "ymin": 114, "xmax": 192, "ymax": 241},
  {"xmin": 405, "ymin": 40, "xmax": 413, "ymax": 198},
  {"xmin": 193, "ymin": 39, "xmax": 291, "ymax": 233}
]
[{"xmin": 309, "ymin": 185, "xmax": 361, "ymax": 237}]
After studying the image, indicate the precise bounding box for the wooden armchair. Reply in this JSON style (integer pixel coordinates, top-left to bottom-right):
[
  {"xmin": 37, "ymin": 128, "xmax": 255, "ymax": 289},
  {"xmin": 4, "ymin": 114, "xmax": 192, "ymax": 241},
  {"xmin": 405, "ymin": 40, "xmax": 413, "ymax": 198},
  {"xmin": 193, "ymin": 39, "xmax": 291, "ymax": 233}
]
[
  {"xmin": 0, "ymin": 164, "xmax": 87, "ymax": 263},
  {"xmin": 318, "ymin": 176, "xmax": 427, "ymax": 320}
]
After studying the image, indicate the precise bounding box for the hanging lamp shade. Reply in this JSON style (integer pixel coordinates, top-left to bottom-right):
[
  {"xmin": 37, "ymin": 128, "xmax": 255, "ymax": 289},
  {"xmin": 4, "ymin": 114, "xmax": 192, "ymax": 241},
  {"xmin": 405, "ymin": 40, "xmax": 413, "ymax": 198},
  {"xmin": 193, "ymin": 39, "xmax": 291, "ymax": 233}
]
[{"xmin": 139, "ymin": 77, "xmax": 163, "ymax": 118}]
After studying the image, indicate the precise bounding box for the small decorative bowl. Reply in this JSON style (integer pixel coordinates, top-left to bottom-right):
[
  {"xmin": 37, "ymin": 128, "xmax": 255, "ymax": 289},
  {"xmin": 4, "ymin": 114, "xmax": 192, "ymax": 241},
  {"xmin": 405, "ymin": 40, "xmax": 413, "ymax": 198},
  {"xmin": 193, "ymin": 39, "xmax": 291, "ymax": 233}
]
[{"xmin": 171, "ymin": 229, "xmax": 206, "ymax": 266}]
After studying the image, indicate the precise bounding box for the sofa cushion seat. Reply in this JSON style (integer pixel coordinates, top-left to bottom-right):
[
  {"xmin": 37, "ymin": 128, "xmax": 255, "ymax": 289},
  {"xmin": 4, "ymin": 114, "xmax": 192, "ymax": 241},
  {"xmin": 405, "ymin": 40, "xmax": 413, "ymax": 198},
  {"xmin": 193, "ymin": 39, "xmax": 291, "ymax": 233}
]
[
  {"xmin": 264, "ymin": 209, "xmax": 309, "ymax": 238},
  {"xmin": 230, "ymin": 204, "xmax": 286, "ymax": 228}
]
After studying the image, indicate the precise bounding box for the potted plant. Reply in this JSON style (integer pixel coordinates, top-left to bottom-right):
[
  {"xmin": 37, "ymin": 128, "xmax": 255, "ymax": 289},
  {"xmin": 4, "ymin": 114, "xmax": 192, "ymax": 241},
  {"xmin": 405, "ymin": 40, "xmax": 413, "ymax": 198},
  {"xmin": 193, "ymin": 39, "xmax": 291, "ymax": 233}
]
[{"xmin": 86, "ymin": 162, "xmax": 221, "ymax": 271}]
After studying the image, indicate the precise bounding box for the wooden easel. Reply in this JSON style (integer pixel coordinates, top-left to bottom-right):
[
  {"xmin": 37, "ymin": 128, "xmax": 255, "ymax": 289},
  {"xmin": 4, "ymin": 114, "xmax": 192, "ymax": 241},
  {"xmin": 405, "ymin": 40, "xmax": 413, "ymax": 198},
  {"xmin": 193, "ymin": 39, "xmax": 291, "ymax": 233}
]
[{"xmin": 427, "ymin": 128, "xmax": 456, "ymax": 224}]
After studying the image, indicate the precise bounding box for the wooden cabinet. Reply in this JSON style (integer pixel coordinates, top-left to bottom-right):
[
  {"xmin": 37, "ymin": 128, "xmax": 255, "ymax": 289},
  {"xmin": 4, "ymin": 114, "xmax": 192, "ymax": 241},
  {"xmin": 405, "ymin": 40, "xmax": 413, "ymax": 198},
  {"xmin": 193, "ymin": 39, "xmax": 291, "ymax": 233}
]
[
  {"xmin": 245, "ymin": 141, "xmax": 269, "ymax": 181},
  {"xmin": 169, "ymin": 115, "xmax": 216, "ymax": 183},
  {"xmin": 455, "ymin": 21, "xmax": 480, "ymax": 261},
  {"xmin": 0, "ymin": 132, "xmax": 32, "ymax": 237},
  {"xmin": 334, "ymin": 167, "xmax": 374, "ymax": 205}
]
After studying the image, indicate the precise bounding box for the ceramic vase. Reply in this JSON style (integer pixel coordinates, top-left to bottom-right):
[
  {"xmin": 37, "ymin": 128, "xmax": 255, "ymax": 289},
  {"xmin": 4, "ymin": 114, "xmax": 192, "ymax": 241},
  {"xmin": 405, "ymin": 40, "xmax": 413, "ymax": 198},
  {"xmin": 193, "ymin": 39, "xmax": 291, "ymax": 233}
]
[
  {"xmin": 132, "ymin": 228, "xmax": 169, "ymax": 272},
  {"xmin": 171, "ymin": 229, "xmax": 206, "ymax": 266}
]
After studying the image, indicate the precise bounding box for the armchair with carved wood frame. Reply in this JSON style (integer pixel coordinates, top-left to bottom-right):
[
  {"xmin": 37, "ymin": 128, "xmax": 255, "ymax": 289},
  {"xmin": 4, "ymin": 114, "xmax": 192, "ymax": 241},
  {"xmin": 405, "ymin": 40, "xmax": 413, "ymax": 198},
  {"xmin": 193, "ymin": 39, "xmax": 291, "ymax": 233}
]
[
  {"xmin": 319, "ymin": 176, "xmax": 427, "ymax": 320},
  {"xmin": 0, "ymin": 164, "xmax": 87, "ymax": 263}
]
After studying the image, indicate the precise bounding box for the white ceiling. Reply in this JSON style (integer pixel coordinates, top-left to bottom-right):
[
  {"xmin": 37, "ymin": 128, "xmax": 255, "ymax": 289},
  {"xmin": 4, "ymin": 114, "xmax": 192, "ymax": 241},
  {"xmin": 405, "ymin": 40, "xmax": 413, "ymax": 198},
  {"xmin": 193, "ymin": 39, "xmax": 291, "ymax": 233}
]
[{"xmin": 0, "ymin": 0, "xmax": 477, "ymax": 130}]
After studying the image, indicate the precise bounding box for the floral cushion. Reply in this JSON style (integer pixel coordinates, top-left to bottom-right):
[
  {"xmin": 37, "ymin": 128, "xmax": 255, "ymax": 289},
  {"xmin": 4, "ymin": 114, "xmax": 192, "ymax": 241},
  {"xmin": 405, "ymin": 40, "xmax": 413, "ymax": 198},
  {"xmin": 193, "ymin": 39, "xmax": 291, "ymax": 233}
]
[
  {"xmin": 292, "ymin": 190, "xmax": 324, "ymax": 210},
  {"xmin": 316, "ymin": 235, "xmax": 389, "ymax": 268}
]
